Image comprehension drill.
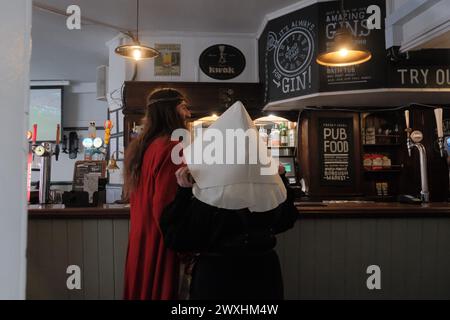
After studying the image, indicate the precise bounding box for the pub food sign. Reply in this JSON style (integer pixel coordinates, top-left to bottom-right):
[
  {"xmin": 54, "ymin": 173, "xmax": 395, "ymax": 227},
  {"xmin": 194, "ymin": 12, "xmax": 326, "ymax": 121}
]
[
  {"xmin": 199, "ymin": 44, "xmax": 246, "ymax": 80},
  {"xmin": 318, "ymin": 117, "xmax": 354, "ymax": 185}
]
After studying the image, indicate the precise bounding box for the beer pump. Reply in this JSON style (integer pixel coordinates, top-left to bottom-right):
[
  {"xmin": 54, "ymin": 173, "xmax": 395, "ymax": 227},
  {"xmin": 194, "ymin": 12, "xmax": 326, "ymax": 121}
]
[
  {"xmin": 433, "ymin": 108, "xmax": 450, "ymax": 199},
  {"xmin": 32, "ymin": 124, "xmax": 61, "ymax": 204},
  {"xmin": 404, "ymin": 109, "xmax": 430, "ymax": 203}
]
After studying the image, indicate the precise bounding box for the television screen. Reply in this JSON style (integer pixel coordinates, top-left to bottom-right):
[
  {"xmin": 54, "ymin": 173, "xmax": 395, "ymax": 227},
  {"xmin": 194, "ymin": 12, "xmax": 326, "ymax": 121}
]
[
  {"xmin": 280, "ymin": 157, "xmax": 296, "ymax": 177},
  {"xmin": 29, "ymin": 87, "xmax": 62, "ymax": 141}
]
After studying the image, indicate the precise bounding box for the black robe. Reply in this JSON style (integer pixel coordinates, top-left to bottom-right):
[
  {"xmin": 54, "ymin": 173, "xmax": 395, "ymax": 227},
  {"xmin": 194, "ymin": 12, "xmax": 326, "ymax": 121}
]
[{"xmin": 160, "ymin": 176, "xmax": 298, "ymax": 300}]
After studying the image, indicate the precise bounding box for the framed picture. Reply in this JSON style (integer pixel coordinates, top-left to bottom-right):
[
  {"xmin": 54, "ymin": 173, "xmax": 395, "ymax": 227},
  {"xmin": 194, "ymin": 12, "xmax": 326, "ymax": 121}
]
[{"xmin": 154, "ymin": 44, "xmax": 181, "ymax": 76}]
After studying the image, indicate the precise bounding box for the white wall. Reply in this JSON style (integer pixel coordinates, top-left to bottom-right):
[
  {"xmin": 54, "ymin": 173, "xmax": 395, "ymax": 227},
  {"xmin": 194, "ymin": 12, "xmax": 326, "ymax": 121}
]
[
  {"xmin": 107, "ymin": 32, "xmax": 258, "ymax": 83},
  {"xmin": 385, "ymin": 0, "xmax": 450, "ymax": 50},
  {"xmin": 0, "ymin": 0, "xmax": 31, "ymax": 300},
  {"xmin": 105, "ymin": 32, "xmax": 258, "ymax": 186}
]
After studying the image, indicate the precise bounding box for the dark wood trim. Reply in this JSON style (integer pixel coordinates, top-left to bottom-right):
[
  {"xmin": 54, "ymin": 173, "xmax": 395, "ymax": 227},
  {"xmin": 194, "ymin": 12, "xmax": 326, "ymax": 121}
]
[
  {"xmin": 28, "ymin": 204, "xmax": 129, "ymax": 219},
  {"xmin": 28, "ymin": 202, "xmax": 450, "ymax": 219},
  {"xmin": 296, "ymin": 202, "xmax": 450, "ymax": 218}
]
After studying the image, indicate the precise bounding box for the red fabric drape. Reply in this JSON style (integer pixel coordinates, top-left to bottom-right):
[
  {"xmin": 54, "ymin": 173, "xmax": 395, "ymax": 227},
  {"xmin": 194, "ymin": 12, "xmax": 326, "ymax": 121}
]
[{"xmin": 124, "ymin": 137, "xmax": 182, "ymax": 300}]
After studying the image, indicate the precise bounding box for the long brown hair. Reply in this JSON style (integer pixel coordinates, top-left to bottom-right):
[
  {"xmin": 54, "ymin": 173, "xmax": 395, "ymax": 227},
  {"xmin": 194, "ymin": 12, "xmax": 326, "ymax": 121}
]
[{"xmin": 123, "ymin": 88, "xmax": 186, "ymax": 198}]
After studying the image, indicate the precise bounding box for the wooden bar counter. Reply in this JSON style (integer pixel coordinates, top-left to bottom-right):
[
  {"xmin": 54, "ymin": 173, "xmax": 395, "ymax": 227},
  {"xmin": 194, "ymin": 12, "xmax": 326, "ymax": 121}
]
[
  {"xmin": 28, "ymin": 201, "xmax": 450, "ymax": 219},
  {"xmin": 27, "ymin": 202, "xmax": 450, "ymax": 299}
]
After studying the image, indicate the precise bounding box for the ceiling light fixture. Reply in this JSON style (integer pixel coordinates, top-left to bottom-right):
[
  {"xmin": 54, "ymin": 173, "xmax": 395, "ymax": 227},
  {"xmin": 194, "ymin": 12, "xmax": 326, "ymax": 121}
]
[
  {"xmin": 316, "ymin": 0, "xmax": 372, "ymax": 67},
  {"xmin": 115, "ymin": 0, "xmax": 159, "ymax": 61}
]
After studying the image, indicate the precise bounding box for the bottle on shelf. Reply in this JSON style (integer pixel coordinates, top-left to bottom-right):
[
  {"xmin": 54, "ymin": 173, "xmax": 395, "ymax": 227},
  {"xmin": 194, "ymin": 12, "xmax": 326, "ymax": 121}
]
[
  {"xmin": 280, "ymin": 122, "xmax": 288, "ymax": 147},
  {"xmin": 259, "ymin": 126, "xmax": 268, "ymax": 145},
  {"xmin": 288, "ymin": 122, "xmax": 296, "ymax": 147},
  {"xmin": 270, "ymin": 123, "xmax": 280, "ymax": 147}
]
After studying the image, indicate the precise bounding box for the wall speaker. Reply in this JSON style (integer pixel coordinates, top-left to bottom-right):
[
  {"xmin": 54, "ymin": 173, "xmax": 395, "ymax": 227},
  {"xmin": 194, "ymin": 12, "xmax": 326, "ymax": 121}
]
[{"xmin": 96, "ymin": 65, "xmax": 108, "ymax": 101}]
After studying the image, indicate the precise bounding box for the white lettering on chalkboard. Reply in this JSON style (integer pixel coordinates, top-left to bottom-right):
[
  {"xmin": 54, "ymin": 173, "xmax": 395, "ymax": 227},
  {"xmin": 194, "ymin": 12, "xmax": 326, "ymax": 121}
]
[{"xmin": 397, "ymin": 68, "xmax": 450, "ymax": 86}]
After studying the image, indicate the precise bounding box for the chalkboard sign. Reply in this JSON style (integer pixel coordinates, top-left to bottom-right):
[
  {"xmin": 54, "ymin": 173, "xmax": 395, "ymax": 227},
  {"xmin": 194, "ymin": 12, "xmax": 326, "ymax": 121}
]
[
  {"xmin": 387, "ymin": 48, "xmax": 450, "ymax": 88},
  {"xmin": 258, "ymin": 3, "xmax": 319, "ymax": 104},
  {"xmin": 318, "ymin": 117, "xmax": 354, "ymax": 185},
  {"xmin": 72, "ymin": 160, "xmax": 106, "ymax": 191},
  {"xmin": 258, "ymin": 0, "xmax": 386, "ymax": 104},
  {"xmin": 317, "ymin": 0, "xmax": 386, "ymax": 91}
]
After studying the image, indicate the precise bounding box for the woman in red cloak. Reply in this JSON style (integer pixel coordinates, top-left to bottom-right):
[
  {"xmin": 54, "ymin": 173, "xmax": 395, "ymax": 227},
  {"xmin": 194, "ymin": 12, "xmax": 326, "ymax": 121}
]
[{"xmin": 123, "ymin": 88, "xmax": 191, "ymax": 300}]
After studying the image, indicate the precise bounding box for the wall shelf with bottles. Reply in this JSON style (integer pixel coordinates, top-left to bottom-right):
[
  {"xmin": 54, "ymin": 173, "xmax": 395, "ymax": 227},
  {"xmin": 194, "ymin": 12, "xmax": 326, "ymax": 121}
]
[{"xmin": 360, "ymin": 111, "xmax": 406, "ymax": 199}]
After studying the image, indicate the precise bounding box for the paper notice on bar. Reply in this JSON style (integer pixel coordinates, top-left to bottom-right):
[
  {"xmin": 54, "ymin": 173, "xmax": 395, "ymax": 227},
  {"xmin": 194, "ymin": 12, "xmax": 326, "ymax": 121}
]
[{"xmin": 84, "ymin": 173, "xmax": 100, "ymax": 203}]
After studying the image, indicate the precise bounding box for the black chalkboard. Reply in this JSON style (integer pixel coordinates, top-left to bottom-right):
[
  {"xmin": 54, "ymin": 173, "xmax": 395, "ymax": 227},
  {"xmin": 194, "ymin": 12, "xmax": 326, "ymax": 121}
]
[
  {"xmin": 387, "ymin": 48, "xmax": 450, "ymax": 88},
  {"xmin": 317, "ymin": 0, "xmax": 386, "ymax": 91},
  {"xmin": 258, "ymin": 0, "xmax": 387, "ymax": 104},
  {"xmin": 72, "ymin": 160, "xmax": 106, "ymax": 191},
  {"xmin": 318, "ymin": 117, "xmax": 354, "ymax": 185},
  {"xmin": 258, "ymin": 3, "xmax": 319, "ymax": 104}
]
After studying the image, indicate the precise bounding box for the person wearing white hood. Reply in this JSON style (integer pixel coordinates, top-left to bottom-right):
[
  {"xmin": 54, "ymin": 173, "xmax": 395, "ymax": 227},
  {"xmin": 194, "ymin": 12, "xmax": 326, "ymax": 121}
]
[{"xmin": 161, "ymin": 101, "xmax": 298, "ymax": 300}]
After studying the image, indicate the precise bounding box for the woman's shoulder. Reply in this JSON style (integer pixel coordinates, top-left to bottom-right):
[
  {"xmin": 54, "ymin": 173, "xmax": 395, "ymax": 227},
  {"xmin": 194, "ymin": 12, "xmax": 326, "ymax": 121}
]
[{"xmin": 146, "ymin": 136, "xmax": 179, "ymax": 156}]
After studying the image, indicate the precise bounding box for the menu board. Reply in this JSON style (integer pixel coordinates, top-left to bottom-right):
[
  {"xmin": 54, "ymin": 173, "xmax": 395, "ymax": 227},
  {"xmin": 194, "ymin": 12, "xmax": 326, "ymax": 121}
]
[
  {"xmin": 72, "ymin": 160, "xmax": 106, "ymax": 191},
  {"xmin": 318, "ymin": 117, "xmax": 354, "ymax": 185}
]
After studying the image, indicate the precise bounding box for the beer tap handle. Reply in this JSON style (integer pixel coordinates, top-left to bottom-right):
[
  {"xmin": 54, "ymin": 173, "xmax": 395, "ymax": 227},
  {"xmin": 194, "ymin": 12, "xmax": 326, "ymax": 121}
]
[
  {"xmin": 434, "ymin": 108, "xmax": 445, "ymax": 157},
  {"xmin": 32, "ymin": 124, "xmax": 38, "ymax": 146},
  {"xmin": 405, "ymin": 110, "xmax": 410, "ymax": 130},
  {"xmin": 55, "ymin": 124, "xmax": 61, "ymax": 161},
  {"xmin": 404, "ymin": 110, "xmax": 412, "ymax": 157},
  {"xmin": 434, "ymin": 108, "xmax": 443, "ymax": 138}
]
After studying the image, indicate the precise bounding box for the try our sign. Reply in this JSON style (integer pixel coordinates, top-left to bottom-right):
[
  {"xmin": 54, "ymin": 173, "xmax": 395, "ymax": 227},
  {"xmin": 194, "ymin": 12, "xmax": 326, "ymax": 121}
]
[{"xmin": 199, "ymin": 44, "xmax": 246, "ymax": 80}]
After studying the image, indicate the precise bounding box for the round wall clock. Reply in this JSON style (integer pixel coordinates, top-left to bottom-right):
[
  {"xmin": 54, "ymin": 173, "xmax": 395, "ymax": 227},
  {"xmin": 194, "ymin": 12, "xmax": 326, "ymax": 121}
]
[{"xmin": 274, "ymin": 27, "xmax": 314, "ymax": 77}]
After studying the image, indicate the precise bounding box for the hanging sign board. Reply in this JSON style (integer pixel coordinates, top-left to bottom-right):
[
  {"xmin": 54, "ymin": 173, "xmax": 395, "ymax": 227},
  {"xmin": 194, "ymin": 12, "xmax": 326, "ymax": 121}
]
[
  {"xmin": 318, "ymin": 117, "xmax": 354, "ymax": 186},
  {"xmin": 199, "ymin": 44, "xmax": 246, "ymax": 80}
]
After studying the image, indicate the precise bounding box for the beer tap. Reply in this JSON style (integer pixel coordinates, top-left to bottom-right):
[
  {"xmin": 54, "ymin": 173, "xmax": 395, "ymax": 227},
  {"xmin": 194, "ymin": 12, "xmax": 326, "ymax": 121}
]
[
  {"xmin": 434, "ymin": 108, "xmax": 445, "ymax": 157},
  {"xmin": 405, "ymin": 110, "xmax": 412, "ymax": 157},
  {"xmin": 404, "ymin": 109, "xmax": 429, "ymax": 203},
  {"xmin": 31, "ymin": 124, "xmax": 62, "ymax": 204}
]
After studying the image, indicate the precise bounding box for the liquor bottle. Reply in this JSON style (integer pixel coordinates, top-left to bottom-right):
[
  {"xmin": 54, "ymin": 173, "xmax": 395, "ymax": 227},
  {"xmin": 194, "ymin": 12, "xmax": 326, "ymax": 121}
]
[
  {"xmin": 288, "ymin": 122, "xmax": 296, "ymax": 147},
  {"xmin": 270, "ymin": 124, "xmax": 280, "ymax": 147},
  {"xmin": 280, "ymin": 123, "xmax": 288, "ymax": 147},
  {"xmin": 259, "ymin": 126, "xmax": 268, "ymax": 145}
]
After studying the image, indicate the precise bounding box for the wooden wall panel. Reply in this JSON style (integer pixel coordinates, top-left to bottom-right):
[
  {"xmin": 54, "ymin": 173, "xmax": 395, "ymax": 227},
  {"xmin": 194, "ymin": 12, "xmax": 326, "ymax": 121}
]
[{"xmin": 27, "ymin": 217, "xmax": 450, "ymax": 299}]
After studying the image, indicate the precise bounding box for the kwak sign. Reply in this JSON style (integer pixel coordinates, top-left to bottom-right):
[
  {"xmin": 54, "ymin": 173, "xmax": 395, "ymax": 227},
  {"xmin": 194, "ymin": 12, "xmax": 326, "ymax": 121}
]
[{"xmin": 199, "ymin": 44, "xmax": 246, "ymax": 80}]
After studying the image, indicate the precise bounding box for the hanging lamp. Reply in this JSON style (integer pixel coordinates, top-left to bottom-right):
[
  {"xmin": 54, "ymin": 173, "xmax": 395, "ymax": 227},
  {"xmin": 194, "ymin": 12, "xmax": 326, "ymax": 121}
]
[
  {"xmin": 316, "ymin": 0, "xmax": 372, "ymax": 67},
  {"xmin": 115, "ymin": 0, "xmax": 159, "ymax": 61}
]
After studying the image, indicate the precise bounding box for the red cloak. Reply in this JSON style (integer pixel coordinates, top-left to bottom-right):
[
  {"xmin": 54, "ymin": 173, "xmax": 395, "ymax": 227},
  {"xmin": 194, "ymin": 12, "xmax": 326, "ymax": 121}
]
[{"xmin": 124, "ymin": 136, "xmax": 182, "ymax": 300}]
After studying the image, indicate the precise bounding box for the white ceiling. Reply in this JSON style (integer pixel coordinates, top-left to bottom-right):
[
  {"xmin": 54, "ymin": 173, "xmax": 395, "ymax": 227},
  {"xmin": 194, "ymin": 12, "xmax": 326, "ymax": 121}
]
[{"xmin": 31, "ymin": 0, "xmax": 301, "ymax": 82}]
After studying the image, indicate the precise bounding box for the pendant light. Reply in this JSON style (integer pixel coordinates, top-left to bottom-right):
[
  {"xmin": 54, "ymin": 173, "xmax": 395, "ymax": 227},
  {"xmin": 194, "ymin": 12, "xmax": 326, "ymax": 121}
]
[
  {"xmin": 316, "ymin": 0, "xmax": 372, "ymax": 67},
  {"xmin": 115, "ymin": 0, "xmax": 159, "ymax": 61}
]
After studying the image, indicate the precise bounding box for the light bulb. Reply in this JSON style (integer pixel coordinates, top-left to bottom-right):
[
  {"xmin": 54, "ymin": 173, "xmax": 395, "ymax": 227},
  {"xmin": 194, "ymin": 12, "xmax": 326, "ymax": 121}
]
[
  {"xmin": 339, "ymin": 48, "xmax": 349, "ymax": 57},
  {"xmin": 133, "ymin": 48, "xmax": 142, "ymax": 61},
  {"xmin": 82, "ymin": 138, "xmax": 93, "ymax": 148}
]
